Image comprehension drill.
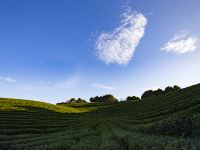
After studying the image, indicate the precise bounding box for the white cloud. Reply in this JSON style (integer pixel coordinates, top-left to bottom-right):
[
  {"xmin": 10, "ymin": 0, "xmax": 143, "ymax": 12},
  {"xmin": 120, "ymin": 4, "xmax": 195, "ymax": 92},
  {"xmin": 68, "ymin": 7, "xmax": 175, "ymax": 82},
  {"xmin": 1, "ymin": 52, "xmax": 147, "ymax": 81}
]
[
  {"xmin": 95, "ymin": 7, "xmax": 147, "ymax": 65},
  {"xmin": 90, "ymin": 83, "xmax": 116, "ymax": 90},
  {"xmin": 161, "ymin": 32, "xmax": 199, "ymax": 54},
  {"xmin": 0, "ymin": 76, "xmax": 16, "ymax": 83}
]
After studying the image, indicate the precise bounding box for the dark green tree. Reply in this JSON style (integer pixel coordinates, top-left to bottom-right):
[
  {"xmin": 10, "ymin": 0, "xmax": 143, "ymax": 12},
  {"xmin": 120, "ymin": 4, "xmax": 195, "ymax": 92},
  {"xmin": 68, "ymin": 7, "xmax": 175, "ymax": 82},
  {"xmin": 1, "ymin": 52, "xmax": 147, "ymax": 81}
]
[
  {"xmin": 69, "ymin": 98, "xmax": 76, "ymax": 103},
  {"xmin": 90, "ymin": 96, "xmax": 102, "ymax": 103},
  {"xmin": 141, "ymin": 90, "xmax": 154, "ymax": 99},
  {"xmin": 165, "ymin": 86, "xmax": 175, "ymax": 93},
  {"xmin": 90, "ymin": 94, "xmax": 118, "ymax": 103},
  {"xmin": 173, "ymin": 85, "xmax": 181, "ymax": 90},
  {"xmin": 126, "ymin": 96, "xmax": 140, "ymax": 101},
  {"xmin": 154, "ymin": 89, "xmax": 164, "ymax": 97},
  {"xmin": 89, "ymin": 97, "xmax": 95, "ymax": 102},
  {"xmin": 103, "ymin": 94, "xmax": 118, "ymax": 104},
  {"xmin": 77, "ymin": 98, "xmax": 86, "ymax": 103}
]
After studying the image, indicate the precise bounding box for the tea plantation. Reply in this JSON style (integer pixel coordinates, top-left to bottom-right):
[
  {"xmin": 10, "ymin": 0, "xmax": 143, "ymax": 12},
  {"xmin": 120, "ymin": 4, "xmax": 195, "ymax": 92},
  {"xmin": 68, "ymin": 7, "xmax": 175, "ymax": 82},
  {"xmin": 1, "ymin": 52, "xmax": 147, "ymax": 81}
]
[{"xmin": 0, "ymin": 83, "xmax": 200, "ymax": 150}]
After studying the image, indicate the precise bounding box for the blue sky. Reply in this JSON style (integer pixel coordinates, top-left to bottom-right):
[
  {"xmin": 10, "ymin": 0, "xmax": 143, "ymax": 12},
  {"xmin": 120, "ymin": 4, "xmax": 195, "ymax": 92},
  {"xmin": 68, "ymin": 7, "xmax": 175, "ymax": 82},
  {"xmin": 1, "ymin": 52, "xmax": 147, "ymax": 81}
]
[{"xmin": 0, "ymin": 0, "xmax": 200, "ymax": 103}]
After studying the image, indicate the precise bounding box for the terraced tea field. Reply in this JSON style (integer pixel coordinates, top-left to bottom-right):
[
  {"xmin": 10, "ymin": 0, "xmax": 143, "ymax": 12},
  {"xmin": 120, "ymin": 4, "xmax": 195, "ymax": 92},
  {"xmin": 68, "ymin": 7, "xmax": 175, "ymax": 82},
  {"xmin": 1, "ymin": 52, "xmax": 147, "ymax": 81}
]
[{"xmin": 0, "ymin": 83, "xmax": 200, "ymax": 149}]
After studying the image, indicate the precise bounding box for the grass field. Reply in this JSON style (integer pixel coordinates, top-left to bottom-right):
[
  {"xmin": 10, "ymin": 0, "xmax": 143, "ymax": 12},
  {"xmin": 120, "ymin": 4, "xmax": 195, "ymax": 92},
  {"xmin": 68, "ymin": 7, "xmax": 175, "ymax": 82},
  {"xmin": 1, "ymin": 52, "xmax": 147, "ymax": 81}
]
[{"xmin": 0, "ymin": 83, "xmax": 200, "ymax": 150}]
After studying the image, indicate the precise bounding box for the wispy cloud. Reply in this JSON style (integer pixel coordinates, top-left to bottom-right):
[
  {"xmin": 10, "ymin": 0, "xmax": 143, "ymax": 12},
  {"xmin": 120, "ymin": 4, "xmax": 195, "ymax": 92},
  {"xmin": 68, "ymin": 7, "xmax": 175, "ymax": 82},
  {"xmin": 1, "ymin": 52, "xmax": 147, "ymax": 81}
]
[
  {"xmin": 90, "ymin": 83, "xmax": 116, "ymax": 90},
  {"xmin": 0, "ymin": 76, "xmax": 16, "ymax": 83},
  {"xmin": 161, "ymin": 32, "xmax": 199, "ymax": 54},
  {"xmin": 37, "ymin": 75, "xmax": 80, "ymax": 89},
  {"xmin": 56, "ymin": 75, "xmax": 80, "ymax": 89},
  {"xmin": 95, "ymin": 7, "xmax": 147, "ymax": 65}
]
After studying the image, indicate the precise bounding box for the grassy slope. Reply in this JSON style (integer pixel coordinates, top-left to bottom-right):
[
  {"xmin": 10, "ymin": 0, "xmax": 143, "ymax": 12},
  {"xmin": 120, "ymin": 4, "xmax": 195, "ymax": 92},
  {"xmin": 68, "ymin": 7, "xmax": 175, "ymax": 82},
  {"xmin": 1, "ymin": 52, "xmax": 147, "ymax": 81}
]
[
  {"xmin": 0, "ymin": 83, "xmax": 200, "ymax": 149},
  {"xmin": 0, "ymin": 98, "xmax": 93, "ymax": 113}
]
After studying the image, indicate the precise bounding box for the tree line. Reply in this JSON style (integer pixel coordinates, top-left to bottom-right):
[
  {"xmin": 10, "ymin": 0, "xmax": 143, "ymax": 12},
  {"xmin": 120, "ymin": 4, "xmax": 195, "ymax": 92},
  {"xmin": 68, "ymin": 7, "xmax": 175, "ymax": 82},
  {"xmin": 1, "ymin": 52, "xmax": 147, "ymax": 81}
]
[
  {"xmin": 141, "ymin": 85, "xmax": 181, "ymax": 99},
  {"xmin": 57, "ymin": 85, "xmax": 181, "ymax": 104},
  {"xmin": 89, "ymin": 94, "xmax": 118, "ymax": 103}
]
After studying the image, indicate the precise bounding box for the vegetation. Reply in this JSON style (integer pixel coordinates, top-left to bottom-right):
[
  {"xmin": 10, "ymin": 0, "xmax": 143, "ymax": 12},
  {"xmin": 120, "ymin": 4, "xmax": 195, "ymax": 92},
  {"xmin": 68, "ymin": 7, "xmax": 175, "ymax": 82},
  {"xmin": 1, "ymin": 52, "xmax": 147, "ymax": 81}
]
[
  {"xmin": 141, "ymin": 85, "xmax": 181, "ymax": 99},
  {"xmin": 0, "ymin": 83, "xmax": 200, "ymax": 149},
  {"xmin": 90, "ymin": 94, "xmax": 118, "ymax": 104},
  {"xmin": 0, "ymin": 98, "xmax": 82, "ymax": 113},
  {"xmin": 57, "ymin": 98, "xmax": 87, "ymax": 105},
  {"xmin": 126, "ymin": 96, "xmax": 140, "ymax": 101}
]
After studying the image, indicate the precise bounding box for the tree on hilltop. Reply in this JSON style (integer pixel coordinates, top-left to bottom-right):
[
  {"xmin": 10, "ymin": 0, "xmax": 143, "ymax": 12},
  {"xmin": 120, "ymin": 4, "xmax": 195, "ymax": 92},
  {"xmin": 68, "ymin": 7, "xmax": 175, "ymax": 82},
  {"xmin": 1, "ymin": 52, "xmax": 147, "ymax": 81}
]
[
  {"xmin": 90, "ymin": 94, "xmax": 118, "ymax": 104},
  {"xmin": 141, "ymin": 90, "xmax": 154, "ymax": 99},
  {"xmin": 126, "ymin": 96, "xmax": 140, "ymax": 101}
]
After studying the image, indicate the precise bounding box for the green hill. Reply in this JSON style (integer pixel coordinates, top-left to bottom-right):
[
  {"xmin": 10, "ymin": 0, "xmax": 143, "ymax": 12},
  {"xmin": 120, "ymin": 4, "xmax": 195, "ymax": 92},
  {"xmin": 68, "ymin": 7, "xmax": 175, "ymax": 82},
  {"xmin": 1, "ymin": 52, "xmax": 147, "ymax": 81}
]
[{"xmin": 0, "ymin": 83, "xmax": 200, "ymax": 150}]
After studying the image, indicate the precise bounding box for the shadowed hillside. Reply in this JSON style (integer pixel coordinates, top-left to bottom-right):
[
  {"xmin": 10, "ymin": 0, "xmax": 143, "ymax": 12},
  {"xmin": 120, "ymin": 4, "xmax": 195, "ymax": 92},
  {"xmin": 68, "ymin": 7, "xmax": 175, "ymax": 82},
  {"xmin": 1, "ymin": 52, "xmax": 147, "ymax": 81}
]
[{"xmin": 0, "ymin": 83, "xmax": 200, "ymax": 149}]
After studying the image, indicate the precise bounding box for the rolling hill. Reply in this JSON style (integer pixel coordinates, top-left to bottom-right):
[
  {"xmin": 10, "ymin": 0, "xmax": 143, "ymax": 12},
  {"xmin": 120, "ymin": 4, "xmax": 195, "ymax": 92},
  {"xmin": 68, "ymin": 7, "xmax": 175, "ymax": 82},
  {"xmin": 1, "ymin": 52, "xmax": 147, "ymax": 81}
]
[{"xmin": 0, "ymin": 83, "xmax": 200, "ymax": 150}]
